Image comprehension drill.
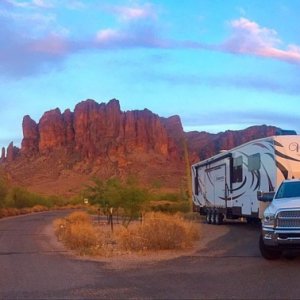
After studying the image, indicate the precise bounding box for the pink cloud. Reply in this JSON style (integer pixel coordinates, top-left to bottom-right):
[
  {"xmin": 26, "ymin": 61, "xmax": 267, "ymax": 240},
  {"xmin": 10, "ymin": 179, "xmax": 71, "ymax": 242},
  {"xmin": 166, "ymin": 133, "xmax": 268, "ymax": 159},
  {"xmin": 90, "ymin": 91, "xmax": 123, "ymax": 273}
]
[
  {"xmin": 5, "ymin": 0, "xmax": 53, "ymax": 9},
  {"xmin": 31, "ymin": 0, "xmax": 53, "ymax": 8},
  {"xmin": 108, "ymin": 3, "xmax": 157, "ymax": 22},
  {"xmin": 95, "ymin": 28, "xmax": 123, "ymax": 44},
  {"xmin": 29, "ymin": 34, "xmax": 69, "ymax": 55},
  {"xmin": 222, "ymin": 17, "xmax": 300, "ymax": 63}
]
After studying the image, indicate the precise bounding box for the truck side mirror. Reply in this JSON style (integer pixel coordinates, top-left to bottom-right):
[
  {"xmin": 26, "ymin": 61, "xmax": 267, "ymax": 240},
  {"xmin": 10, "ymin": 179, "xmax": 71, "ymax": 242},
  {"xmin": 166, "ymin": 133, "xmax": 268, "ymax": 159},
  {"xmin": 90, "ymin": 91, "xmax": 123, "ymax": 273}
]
[{"xmin": 257, "ymin": 191, "xmax": 275, "ymax": 202}]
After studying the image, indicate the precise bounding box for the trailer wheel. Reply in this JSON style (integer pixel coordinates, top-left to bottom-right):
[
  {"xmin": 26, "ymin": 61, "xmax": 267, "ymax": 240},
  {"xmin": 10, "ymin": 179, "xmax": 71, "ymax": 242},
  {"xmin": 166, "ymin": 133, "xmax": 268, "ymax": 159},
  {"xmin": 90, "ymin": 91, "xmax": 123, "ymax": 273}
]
[
  {"xmin": 259, "ymin": 234, "xmax": 281, "ymax": 260},
  {"xmin": 215, "ymin": 213, "xmax": 223, "ymax": 225},
  {"xmin": 206, "ymin": 211, "xmax": 212, "ymax": 224}
]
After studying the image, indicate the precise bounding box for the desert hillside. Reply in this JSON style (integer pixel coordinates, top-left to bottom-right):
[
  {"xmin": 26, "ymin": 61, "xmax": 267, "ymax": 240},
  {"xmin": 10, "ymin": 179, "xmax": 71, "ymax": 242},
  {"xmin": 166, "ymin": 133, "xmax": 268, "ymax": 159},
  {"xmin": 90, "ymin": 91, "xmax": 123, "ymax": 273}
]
[{"xmin": 0, "ymin": 99, "xmax": 294, "ymax": 196}]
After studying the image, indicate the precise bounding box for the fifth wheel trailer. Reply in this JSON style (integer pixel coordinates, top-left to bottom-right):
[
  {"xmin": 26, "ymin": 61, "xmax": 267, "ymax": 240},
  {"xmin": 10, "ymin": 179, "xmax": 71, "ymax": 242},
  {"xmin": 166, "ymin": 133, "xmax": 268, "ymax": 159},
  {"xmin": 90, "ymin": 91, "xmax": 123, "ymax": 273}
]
[{"xmin": 191, "ymin": 135, "xmax": 300, "ymax": 224}]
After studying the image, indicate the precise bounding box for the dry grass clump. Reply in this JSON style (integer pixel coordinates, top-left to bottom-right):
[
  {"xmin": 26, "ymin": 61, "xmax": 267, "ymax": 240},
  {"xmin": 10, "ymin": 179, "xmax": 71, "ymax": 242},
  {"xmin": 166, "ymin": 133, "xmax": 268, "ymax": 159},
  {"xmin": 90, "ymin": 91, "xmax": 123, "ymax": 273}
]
[
  {"xmin": 117, "ymin": 212, "xmax": 199, "ymax": 252},
  {"xmin": 0, "ymin": 205, "xmax": 50, "ymax": 219},
  {"xmin": 0, "ymin": 207, "xmax": 20, "ymax": 218},
  {"xmin": 53, "ymin": 211, "xmax": 200, "ymax": 257},
  {"xmin": 53, "ymin": 211, "xmax": 98, "ymax": 255}
]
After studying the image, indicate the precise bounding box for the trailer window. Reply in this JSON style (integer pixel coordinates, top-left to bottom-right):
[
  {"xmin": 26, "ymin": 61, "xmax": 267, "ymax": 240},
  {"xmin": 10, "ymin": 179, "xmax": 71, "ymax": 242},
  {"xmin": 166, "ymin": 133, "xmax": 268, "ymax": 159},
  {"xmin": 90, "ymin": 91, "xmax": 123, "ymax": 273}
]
[
  {"xmin": 248, "ymin": 153, "xmax": 261, "ymax": 171},
  {"xmin": 194, "ymin": 174, "xmax": 199, "ymax": 195},
  {"xmin": 233, "ymin": 156, "xmax": 243, "ymax": 183}
]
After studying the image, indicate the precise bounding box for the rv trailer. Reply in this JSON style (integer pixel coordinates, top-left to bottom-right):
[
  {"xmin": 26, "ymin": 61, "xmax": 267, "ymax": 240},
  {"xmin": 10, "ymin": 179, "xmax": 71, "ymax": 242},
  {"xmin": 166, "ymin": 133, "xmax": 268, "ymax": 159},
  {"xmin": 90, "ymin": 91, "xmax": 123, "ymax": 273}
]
[{"xmin": 191, "ymin": 135, "xmax": 300, "ymax": 224}]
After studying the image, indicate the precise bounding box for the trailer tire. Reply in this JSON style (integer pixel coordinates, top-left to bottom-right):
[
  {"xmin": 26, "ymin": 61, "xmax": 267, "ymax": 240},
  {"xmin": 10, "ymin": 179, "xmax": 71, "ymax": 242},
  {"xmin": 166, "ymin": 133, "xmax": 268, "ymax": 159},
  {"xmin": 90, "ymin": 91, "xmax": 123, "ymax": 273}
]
[
  {"xmin": 259, "ymin": 234, "xmax": 281, "ymax": 260},
  {"xmin": 211, "ymin": 211, "xmax": 216, "ymax": 225},
  {"xmin": 215, "ymin": 213, "xmax": 223, "ymax": 225},
  {"xmin": 206, "ymin": 211, "xmax": 212, "ymax": 224}
]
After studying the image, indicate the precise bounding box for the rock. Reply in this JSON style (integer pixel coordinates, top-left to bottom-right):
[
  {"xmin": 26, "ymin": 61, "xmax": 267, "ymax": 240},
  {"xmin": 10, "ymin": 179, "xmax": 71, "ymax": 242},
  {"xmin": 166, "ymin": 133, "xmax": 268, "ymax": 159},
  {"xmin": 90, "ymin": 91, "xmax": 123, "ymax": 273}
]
[
  {"xmin": 62, "ymin": 109, "xmax": 75, "ymax": 150},
  {"xmin": 6, "ymin": 142, "xmax": 19, "ymax": 162},
  {"xmin": 21, "ymin": 115, "xmax": 39, "ymax": 155},
  {"xmin": 185, "ymin": 125, "xmax": 288, "ymax": 161},
  {"xmin": 0, "ymin": 147, "xmax": 5, "ymax": 162},
  {"xmin": 38, "ymin": 108, "xmax": 66, "ymax": 153}
]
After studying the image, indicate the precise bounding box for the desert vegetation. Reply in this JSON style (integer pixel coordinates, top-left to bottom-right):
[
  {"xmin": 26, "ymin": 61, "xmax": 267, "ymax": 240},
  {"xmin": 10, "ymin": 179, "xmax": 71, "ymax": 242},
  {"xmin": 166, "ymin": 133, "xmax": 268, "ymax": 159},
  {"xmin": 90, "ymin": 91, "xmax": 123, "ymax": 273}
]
[
  {"xmin": 83, "ymin": 177, "xmax": 191, "ymax": 225},
  {"xmin": 0, "ymin": 177, "xmax": 82, "ymax": 218},
  {"xmin": 0, "ymin": 174, "xmax": 191, "ymax": 227},
  {"xmin": 53, "ymin": 211, "xmax": 199, "ymax": 256}
]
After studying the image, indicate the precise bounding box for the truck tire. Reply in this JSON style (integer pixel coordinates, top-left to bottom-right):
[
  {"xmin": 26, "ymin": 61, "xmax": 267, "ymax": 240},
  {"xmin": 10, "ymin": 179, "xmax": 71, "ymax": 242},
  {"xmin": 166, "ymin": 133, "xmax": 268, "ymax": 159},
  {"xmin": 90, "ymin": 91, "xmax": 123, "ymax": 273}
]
[{"xmin": 259, "ymin": 234, "xmax": 281, "ymax": 260}]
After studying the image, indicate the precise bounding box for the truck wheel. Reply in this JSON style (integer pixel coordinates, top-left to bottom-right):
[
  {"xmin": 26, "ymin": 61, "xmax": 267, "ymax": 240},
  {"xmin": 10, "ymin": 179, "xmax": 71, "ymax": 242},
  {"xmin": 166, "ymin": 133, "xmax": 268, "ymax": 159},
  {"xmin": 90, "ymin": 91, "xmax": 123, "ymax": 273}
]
[{"xmin": 259, "ymin": 234, "xmax": 281, "ymax": 260}]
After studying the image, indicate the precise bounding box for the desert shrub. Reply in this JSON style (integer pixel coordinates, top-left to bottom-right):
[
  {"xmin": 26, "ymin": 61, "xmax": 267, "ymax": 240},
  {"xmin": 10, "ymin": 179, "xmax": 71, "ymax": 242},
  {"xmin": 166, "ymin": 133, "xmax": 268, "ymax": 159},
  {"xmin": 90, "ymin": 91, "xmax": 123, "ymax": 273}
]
[
  {"xmin": 84, "ymin": 177, "xmax": 149, "ymax": 227},
  {"xmin": 117, "ymin": 212, "xmax": 199, "ymax": 251},
  {"xmin": 53, "ymin": 211, "xmax": 98, "ymax": 255},
  {"xmin": 31, "ymin": 205, "xmax": 48, "ymax": 213},
  {"xmin": 156, "ymin": 193, "xmax": 181, "ymax": 202},
  {"xmin": 54, "ymin": 211, "xmax": 200, "ymax": 256},
  {"xmin": 0, "ymin": 179, "xmax": 8, "ymax": 208},
  {"xmin": 4, "ymin": 187, "xmax": 48, "ymax": 209},
  {"xmin": 0, "ymin": 207, "xmax": 20, "ymax": 218},
  {"xmin": 45, "ymin": 195, "xmax": 69, "ymax": 207},
  {"xmin": 150, "ymin": 201, "xmax": 190, "ymax": 213},
  {"xmin": 66, "ymin": 211, "xmax": 91, "ymax": 223}
]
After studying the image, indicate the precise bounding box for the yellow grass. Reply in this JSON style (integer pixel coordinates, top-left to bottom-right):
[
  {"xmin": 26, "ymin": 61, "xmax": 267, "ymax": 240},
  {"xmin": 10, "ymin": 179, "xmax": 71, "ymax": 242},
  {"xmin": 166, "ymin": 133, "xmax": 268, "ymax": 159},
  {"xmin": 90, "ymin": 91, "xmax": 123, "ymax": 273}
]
[
  {"xmin": 0, "ymin": 205, "xmax": 49, "ymax": 218},
  {"xmin": 53, "ymin": 211, "xmax": 98, "ymax": 255},
  {"xmin": 117, "ymin": 212, "xmax": 199, "ymax": 251},
  {"xmin": 53, "ymin": 211, "xmax": 200, "ymax": 256}
]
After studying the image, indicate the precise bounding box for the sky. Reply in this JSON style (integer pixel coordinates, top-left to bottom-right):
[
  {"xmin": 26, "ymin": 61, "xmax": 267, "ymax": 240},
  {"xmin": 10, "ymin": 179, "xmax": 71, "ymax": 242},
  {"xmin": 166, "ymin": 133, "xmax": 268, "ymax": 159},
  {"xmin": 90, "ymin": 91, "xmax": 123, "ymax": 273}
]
[{"xmin": 1, "ymin": 0, "xmax": 300, "ymax": 149}]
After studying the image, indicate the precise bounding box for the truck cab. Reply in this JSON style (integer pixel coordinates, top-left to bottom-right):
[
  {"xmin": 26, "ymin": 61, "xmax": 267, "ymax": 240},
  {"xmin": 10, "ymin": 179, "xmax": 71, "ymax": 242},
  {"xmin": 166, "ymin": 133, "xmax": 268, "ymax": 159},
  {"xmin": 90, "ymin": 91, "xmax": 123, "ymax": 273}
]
[{"xmin": 259, "ymin": 179, "xmax": 300, "ymax": 259}]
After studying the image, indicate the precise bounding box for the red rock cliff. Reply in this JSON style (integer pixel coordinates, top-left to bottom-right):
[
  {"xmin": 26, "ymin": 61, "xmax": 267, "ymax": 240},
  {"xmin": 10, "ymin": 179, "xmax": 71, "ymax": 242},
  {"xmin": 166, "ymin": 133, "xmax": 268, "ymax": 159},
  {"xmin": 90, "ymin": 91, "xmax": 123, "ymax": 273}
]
[{"xmin": 20, "ymin": 99, "xmax": 180, "ymax": 160}]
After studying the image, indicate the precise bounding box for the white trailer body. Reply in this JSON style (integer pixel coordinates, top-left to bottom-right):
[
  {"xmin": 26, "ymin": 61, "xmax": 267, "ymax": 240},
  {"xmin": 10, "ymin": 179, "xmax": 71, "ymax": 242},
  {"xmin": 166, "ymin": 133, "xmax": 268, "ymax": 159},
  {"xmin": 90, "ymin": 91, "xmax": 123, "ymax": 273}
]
[{"xmin": 191, "ymin": 136, "xmax": 300, "ymax": 222}]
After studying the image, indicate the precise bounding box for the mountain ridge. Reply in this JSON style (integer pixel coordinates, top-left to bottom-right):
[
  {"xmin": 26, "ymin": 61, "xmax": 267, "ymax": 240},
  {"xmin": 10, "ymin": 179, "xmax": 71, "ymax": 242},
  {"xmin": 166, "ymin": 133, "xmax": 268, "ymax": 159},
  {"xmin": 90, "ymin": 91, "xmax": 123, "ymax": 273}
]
[{"xmin": 0, "ymin": 99, "xmax": 295, "ymax": 196}]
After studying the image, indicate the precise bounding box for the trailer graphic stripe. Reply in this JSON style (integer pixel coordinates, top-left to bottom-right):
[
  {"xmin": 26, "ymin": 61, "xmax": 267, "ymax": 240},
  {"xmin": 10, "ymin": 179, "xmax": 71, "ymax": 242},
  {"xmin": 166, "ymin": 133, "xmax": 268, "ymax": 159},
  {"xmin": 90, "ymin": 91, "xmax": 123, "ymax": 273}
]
[
  {"xmin": 261, "ymin": 163, "xmax": 275, "ymax": 191},
  {"xmin": 274, "ymin": 141, "xmax": 284, "ymax": 147},
  {"xmin": 265, "ymin": 152, "xmax": 275, "ymax": 161},
  {"xmin": 253, "ymin": 170, "xmax": 261, "ymax": 191},
  {"xmin": 276, "ymin": 160, "xmax": 289, "ymax": 179},
  {"xmin": 231, "ymin": 176, "xmax": 247, "ymax": 192},
  {"xmin": 220, "ymin": 192, "xmax": 245, "ymax": 201},
  {"xmin": 250, "ymin": 171, "xmax": 255, "ymax": 189},
  {"xmin": 275, "ymin": 150, "xmax": 300, "ymax": 162}
]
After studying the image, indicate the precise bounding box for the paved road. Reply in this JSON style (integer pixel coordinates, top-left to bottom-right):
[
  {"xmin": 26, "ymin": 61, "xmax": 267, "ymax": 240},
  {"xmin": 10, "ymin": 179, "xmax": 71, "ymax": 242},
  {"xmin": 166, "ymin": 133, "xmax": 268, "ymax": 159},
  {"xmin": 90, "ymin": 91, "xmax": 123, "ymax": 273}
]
[{"xmin": 1, "ymin": 211, "xmax": 300, "ymax": 299}]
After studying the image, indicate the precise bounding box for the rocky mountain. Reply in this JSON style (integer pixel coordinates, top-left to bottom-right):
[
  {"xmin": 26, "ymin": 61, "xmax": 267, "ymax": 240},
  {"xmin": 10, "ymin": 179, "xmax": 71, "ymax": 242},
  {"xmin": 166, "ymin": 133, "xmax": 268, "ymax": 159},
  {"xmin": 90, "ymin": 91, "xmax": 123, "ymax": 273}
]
[
  {"xmin": 0, "ymin": 99, "xmax": 295, "ymax": 196},
  {"xmin": 186, "ymin": 125, "xmax": 296, "ymax": 162}
]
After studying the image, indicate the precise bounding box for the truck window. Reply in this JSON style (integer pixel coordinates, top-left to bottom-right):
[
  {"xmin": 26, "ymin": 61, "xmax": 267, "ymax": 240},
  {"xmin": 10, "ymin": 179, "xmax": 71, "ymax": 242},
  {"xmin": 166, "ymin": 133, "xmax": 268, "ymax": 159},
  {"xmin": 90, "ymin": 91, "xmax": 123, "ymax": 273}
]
[
  {"xmin": 232, "ymin": 156, "xmax": 243, "ymax": 183},
  {"xmin": 248, "ymin": 153, "xmax": 261, "ymax": 171},
  {"xmin": 275, "ymin": 181, "xmax": 300, "ymax": 199}
]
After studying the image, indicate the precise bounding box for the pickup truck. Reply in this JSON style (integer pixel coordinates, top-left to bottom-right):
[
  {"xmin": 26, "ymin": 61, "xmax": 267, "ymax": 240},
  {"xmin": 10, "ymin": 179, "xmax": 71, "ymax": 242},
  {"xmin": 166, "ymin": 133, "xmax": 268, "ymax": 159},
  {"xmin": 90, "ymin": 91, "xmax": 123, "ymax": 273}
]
[{"xmin": 258, "ymin": 179, "xmax": 300, "ymax": 259}]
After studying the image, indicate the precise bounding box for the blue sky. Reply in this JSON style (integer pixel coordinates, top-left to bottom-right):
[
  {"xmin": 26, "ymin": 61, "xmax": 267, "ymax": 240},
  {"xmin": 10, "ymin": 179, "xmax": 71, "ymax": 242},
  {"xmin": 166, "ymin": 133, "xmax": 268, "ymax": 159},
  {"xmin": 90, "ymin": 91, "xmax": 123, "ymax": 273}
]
[{"xmin": 1, "ymin": 0, "xmax": 300, "ymax": 149}]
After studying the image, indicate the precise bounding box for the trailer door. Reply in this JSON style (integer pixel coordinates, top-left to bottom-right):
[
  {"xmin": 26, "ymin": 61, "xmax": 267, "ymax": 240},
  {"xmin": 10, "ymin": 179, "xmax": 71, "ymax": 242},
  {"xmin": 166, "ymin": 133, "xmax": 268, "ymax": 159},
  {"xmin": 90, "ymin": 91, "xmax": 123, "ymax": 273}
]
[{"xmin": 205, "ymin": 164, "xmax": 227, "ymax": 207}]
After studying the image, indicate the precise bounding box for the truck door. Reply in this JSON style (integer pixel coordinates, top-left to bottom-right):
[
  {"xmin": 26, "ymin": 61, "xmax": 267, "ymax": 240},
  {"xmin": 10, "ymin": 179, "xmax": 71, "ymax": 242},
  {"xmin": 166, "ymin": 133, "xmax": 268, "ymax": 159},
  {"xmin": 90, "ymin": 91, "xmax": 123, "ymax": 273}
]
[{"xmin": 205, "ymin": 164, "xmax": 227, "ymax": 208}]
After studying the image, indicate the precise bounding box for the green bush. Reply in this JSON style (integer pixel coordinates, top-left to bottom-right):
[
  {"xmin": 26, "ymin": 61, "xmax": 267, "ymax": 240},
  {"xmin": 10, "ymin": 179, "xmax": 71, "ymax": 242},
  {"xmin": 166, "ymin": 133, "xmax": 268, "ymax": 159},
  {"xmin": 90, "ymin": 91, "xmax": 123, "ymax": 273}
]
[
  {"xmin": 150, "ymin": 201, "xmax": 190, "ymax": 213},
  {"xmin": 5, "ymin": 187, "xmax": 51, "ymax": 209},
  {"xmin": 84, "ymin": 177, "xmax": 149, "ymax": 226},
  {"xmin": 0, "ymin": 179, "xmax": 8, "ymax": 208}
]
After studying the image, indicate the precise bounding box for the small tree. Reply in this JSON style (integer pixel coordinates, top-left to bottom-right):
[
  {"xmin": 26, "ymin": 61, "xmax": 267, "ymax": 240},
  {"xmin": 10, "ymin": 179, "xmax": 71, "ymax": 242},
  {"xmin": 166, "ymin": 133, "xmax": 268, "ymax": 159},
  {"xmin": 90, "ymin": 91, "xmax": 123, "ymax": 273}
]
[
  {"xmin": 84, "ymin": 177, "xmax": 150, "ymax": 228},
  {"xmin": 120, "ymin": 185, "xmax": 149, "ymax": 227},
  {"xmin": 84, "ymin": 177, "xmax": 106, "ymax": 205}
]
